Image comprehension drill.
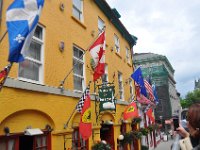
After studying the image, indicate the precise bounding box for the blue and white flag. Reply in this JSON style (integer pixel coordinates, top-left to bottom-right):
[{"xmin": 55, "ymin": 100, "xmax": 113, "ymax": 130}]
[{"xmin": 6, "ymin": 0, "xmax": 44, "ymax": 62}]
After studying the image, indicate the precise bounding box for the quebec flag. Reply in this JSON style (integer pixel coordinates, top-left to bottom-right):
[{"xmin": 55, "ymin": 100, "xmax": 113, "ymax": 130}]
[{"xmin": 6, "ymin": 0, "xmax": 44, "ymax": 62}]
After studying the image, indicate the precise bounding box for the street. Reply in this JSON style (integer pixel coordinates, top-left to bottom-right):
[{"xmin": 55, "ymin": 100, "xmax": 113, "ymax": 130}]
[{"xmin": 154, "ymin": 138, "xmax": 174, "ymax": 150}]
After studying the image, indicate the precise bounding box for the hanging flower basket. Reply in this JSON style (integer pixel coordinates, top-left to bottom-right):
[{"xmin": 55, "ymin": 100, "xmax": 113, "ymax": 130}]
[
  {"xmin": 92, "ymin": 141, "xmax": 111, "ymax": 150},
  {"xmin": 147, "ymin": 125, "xmax": 154, "ymax": 132},
  {"xmin": 140, "ymin": 128, "xmax": 149, "ymax": 136},
  {"xmin": 132, "ymin": 117, "xmax": 142, "ymax": 125},
  {"xmin": 132, "ymin": 130, "xmax": 143, "ymax": 139}
]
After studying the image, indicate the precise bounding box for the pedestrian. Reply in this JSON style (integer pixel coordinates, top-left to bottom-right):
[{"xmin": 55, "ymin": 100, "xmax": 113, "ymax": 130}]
[{"xmin": 177, "ymin": 103, "xmax": 200, "ymax": 150}]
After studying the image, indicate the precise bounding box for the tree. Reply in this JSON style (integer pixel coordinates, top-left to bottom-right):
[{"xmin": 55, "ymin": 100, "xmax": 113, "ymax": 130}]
[{"xmin": 181, "ymin": 89, "xmax": 200, "ymax": 108}]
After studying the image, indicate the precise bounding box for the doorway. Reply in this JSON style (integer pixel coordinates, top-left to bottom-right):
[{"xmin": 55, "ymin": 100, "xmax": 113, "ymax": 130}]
[
  {"xmin": 100, "ymin": 124, "xmax": 115, "ymax": 150},
  {"xmin": 19, "ymin": 136, "xmax": 34, "ymax": 150}
]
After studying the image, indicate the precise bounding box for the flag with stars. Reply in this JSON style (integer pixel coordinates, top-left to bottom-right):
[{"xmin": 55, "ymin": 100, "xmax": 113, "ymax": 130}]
[
  {"xmin": 6, "ymin": 0, "xmax": 44, "ymax": 62},
  {"xmin": 131, "ymin": 67, "xmax": 147, "ymax": 97}
]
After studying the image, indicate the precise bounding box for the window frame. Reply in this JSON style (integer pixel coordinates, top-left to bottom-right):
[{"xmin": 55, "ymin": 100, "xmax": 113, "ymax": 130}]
[
  {"xmin": 114, "ymin": 34, "xmax": 120, "ymax": 53},
  {"xmin": 72, "ymin": 128, "xmax": 88, "ymax": 150},
  {"xmin": 126, "ymin": 47, "xmax": 130, "ymax": 63},
  {"xmin": 18, "ymin": 25, "xmax": 45, "ymax": 84},
  {"xmin": 73, "ymin": 45, "xmax": 85, "ymax": 92},
  {"xmin": 72, "ymin": 0, "xmax": 84, "ymax": 22},
  {"xmin": 118, "ymin": 72, "xmax": 124, "ymax": 100},
  {"xmin": 102, "ymin": 64, "xmax": 108, "ymax": 84},
  {"xmin": 98, "ymin": 17, "xmax": 105, "ymax": 33}
]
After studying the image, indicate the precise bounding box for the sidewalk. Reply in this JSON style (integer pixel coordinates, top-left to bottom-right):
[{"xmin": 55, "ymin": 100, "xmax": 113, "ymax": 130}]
[{"xmin": 154, "ymin": 138, "xmax": 174, "ymax": 150}]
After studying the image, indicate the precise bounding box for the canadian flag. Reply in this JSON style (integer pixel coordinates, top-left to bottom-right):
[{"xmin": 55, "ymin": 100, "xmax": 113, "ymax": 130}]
[{"xmin": 89, "ymin": 31, "xmax": 105, "ymax": 81}]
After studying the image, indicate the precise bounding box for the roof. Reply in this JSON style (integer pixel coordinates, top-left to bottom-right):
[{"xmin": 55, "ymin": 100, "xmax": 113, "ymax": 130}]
[
  {"xmin": 134, "ymin": 53, "xmax": 175, "ymax": 73},
  {"xmin": 94, "ymin": 0, "xmax": 137, "ymax": 47}
]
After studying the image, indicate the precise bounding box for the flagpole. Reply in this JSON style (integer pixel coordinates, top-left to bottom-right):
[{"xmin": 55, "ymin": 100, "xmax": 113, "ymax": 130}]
[
  {"xmin": 64, "ymin": 81, "xmax": 92, "ymax": 129},
  {"xmin": 59, "ymin": 29, "xmax": 105, "ymax": 90},
  {"xmin": 0, "ymin": 30, "xmax": 8, "ymax": 44},
  {"xmin": 0, "ymin": 62, "xmax": 13, "ymax": 92}
]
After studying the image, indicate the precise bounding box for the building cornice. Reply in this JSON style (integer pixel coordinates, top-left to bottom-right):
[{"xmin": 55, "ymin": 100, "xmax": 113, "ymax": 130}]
[{"xmin": 94, "ymin": 0, "xmax": 137, "ymax": 47}]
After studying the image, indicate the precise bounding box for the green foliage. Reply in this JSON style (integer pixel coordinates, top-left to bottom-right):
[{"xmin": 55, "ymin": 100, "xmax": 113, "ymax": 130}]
[
  {"xmin": 132, "ymin": 117, "xmax": 142, "ymax": 125},
  {"xmin": 147, "ymin": 125, "xmax": 154, "ymax": 132},
  {"xmin": 121, "ymin": 132, "xmax": 133, "ymax": 146},
  {"xmin": 132, "ymin": 131, "xmax": 143, "ymax": 139},
  {"xmin": 140, "ymin": 128, "xmax": 149, "ymax": 136},
  {"xmin": 92, "ymin": 141, "xmax": 111, "ymax": 150},
  {"xmin": 141, "ymin": 145, "xmax": 149, "ymax": 150},
  {"xmin": 181, "ymin": 89, "xmax": 200, "ymax": 108}
]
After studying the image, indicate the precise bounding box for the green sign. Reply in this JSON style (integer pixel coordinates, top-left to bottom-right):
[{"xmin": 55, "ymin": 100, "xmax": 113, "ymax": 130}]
[{"xmin": 98, "ymin": 85, "xmax": 116, "ymax": 112}]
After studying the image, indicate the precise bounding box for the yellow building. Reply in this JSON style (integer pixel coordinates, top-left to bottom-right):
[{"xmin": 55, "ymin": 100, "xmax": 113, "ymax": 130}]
[{"xmin": 0, "ymin": 0, "xmax": 139, "ymax": 149}]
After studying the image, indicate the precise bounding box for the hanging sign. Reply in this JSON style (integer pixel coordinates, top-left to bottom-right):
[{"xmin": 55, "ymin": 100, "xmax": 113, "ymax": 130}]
[{"xmin": 98, "ymin": 85, "xmax": 116, "ymax": 112}]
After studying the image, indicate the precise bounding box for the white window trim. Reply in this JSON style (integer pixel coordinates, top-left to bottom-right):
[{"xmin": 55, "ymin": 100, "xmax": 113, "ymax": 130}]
[
  {"xmin": 118, "ymin": 72, "xmax": 124, "ymax": 100},
  {"xmin": 114, "ymin": 34, "xmax": 120, "ymax": 53},
  {"xmin": 73, "ymin": 0, "xmax": 84, "ymax": 22},
  {"xmin": 18, "ymin": 25, "xmax": 45, "ymax": 85},
  {"xmin": 98, "ymin": 17, "xmax": 105, "ymax": 33},
  {"xmin": 126, "ymin": 47, "xmax": 130, "ymax": 63},
  {"xmin": 73, "ymin": 45, "xmax": 85, "ymax": 92}
]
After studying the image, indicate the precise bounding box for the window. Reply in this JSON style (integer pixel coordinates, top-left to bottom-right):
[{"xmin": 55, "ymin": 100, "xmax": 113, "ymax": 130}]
[
  {"xmin": 130, "ymin": 80, "xmax": 134, "ymax": 101},
  {"xmin": 118, "ymin": 72, "xmax": 124, "ymax": 100},
  {"xmin": 73, "ymin": 46, "xmax": 84, "ymax": 91},
  {"xmin": 35, "ymin": 135, "xmax": 48, "ymax": 150},
  {"xmin": 0, "ymin": 0, "xmax": 2, "ymax": 23},
  {"xmin": 72, "ymin": 0, "xmax": 83, "ymax": 21},
  {"xmin": 0, "ymin": 133, "xmax": 50, "ymax": 150},
  {"xmin": 72, "ymin": 128, "xmax": 88, "ymax": 150},
  {"xmin": 98, "ymin": 17, "xmax": 105, "ymax": 33},
  {"xmin": 114, "ymin": 34, "xmax": 120, "ymax": 53},
  {"xmin": 126, "ymin": 47, "xmax": 130, "ymax": 63},
  {"xmin": 18, "ymin": 25, "xmax": 44, "ymax": 83},
  {"xmin": 102, "ymin": 64, "xmax": 108, "ymax": 84}
]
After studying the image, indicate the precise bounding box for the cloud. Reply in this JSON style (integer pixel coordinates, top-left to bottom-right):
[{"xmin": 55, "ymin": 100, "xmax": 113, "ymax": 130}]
[{"xmin": 106, "ymin": 0, "xmax": 200, "ymax": 97}]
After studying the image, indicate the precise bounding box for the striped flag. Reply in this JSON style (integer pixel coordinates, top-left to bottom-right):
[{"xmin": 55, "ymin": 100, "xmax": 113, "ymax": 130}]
[
  {"xmin": 76, "ymin": 88, "xmax": 90, "ymax": 112},
  {"xmin": 144, "ymin": 79, "xmax": 154, "ymax": 101}
]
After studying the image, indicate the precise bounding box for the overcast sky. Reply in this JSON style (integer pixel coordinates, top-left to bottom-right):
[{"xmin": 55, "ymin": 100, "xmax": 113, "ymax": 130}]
[{"xmin": 107, "ymin": 0, "xmax": 200, "ymax": 98}]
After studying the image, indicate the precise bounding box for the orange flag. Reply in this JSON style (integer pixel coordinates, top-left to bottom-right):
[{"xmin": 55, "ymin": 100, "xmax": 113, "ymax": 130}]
[
  {"xmin": 123, "ymin": 102, "xmax": 139, "ymax": 120},
  {"xmin": 79, "ymin": 94, "xmax": 92, "ymax": 140},
  {"xmin": 146, "ymin": 108, "xmax": 155, "ymax": 123}
]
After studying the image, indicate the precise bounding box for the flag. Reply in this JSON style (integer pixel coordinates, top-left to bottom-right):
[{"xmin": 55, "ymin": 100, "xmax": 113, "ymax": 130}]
[
  {"xmin": 131, "ymin": 67, "xmax": 147, "ymax": 97},
  {"xmin": 6, "ymin": 0, "xmax": 44, "ymax": 62},
  {"xmin": 123, "ymin": 102, "xmax": 139, "ymax": 120},
  {"xmin": 0, "ymin": 64, "xmax": 12, "ymax": 91},
  {"xmin": 144, "ymin": 79, "xmax": 154, "ymax": 101},
  {"xmin": 89, "ymin": 31, "xmax": 105, "ymax": 81},
  {"xmin": 146, "ymin": 107, "xmax": 155, "ymax": 123},
  {"xmin": 152, "ymin": 84, "xmax": 159, "ymax": 105},
  {"xmin": 79, "ymin": 92, "xmax": 92, "ymax": 140},
  {"xmin": 76, "ymin": 88, "xmax": 90, "ymax": 112}
]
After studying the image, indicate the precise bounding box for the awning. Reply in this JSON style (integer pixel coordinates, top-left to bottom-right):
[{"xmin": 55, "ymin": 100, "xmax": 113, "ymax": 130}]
[{"xmin": 24, "ymin": 128, "xmax": 43, "ymax": 136}]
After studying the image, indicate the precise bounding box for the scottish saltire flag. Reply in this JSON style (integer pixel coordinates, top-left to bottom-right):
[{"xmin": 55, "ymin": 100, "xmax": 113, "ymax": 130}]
[
  {"xmin": 152, "ymin": 84, "xmax": 159, "ymax": 105},
  {"xmin": 131, "ymin": 67, "xmax": 147, "ymax": 97},
  {"xmin": 6, "ymin": 0, "xmax": 44, "ymax": 62}
]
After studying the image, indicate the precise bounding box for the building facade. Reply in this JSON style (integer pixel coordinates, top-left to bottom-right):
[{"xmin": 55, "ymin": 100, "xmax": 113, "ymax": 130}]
[
  {"xmin": 133, "ymin": 53, "xmax": 181, "ymax": 124},
  {"xmin": 0, "ymin": 1, "xmax": 139, "ymax": 150}
]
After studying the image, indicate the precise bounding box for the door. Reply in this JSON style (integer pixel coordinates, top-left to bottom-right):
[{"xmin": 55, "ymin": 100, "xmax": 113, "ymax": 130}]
[{"xmin": 100, "ymin": 124, "xmax": 115, "ymax": 150}]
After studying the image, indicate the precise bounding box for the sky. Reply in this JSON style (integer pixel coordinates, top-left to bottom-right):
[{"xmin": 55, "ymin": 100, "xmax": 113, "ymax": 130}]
[{"xmin": 107, "ymin": 0, "xmax": 200, "ymax": 98}]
